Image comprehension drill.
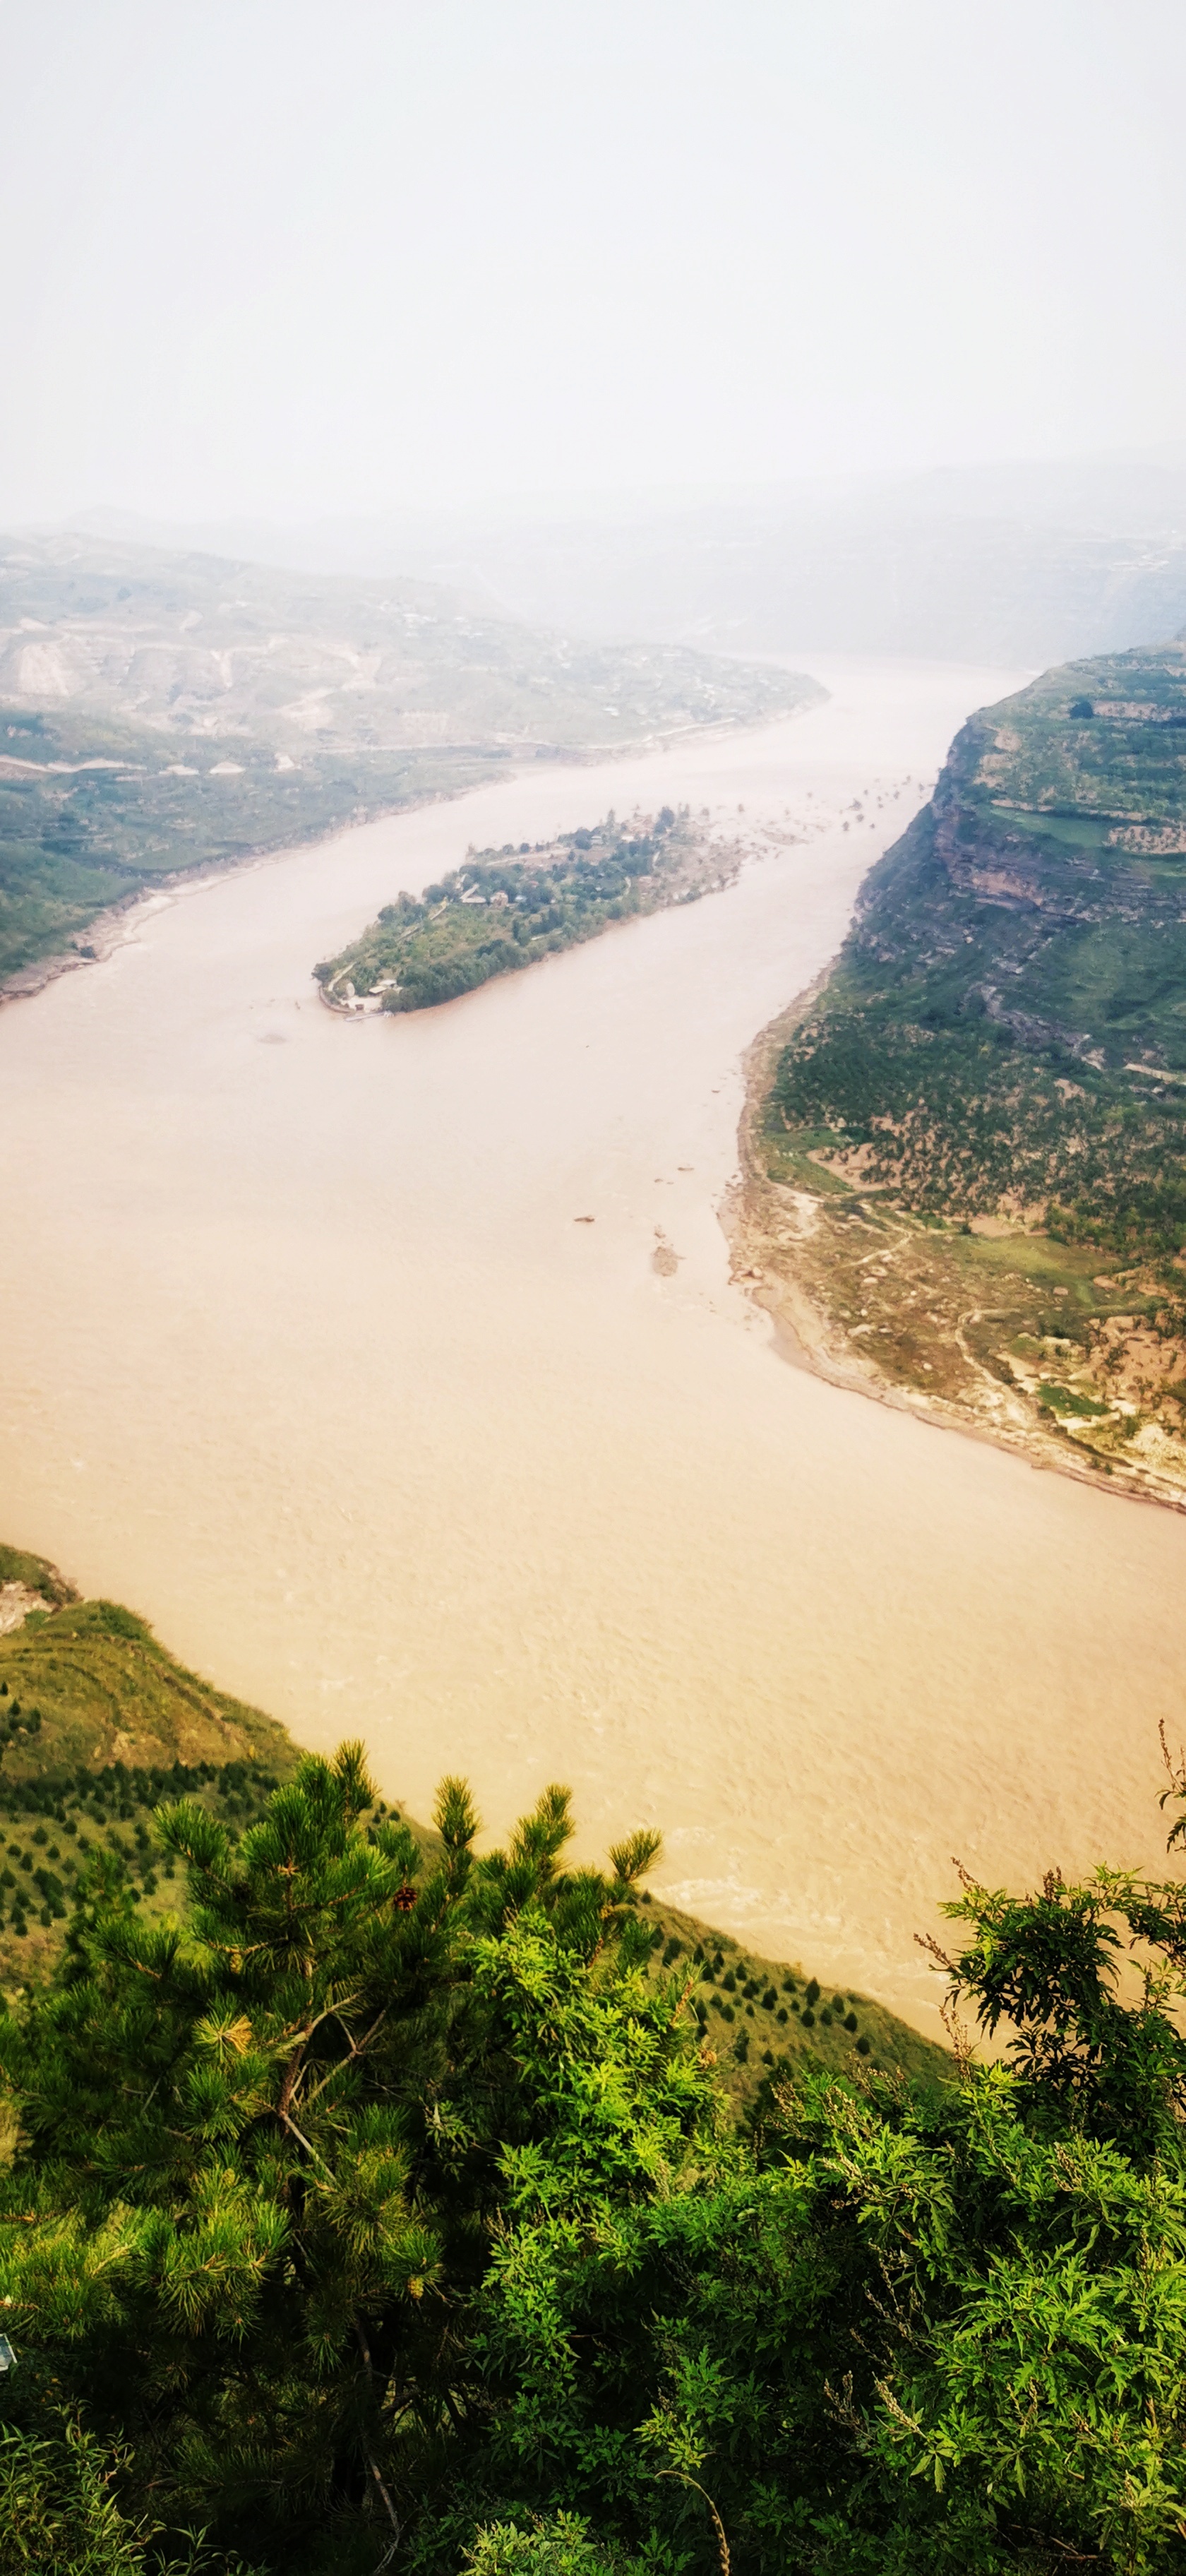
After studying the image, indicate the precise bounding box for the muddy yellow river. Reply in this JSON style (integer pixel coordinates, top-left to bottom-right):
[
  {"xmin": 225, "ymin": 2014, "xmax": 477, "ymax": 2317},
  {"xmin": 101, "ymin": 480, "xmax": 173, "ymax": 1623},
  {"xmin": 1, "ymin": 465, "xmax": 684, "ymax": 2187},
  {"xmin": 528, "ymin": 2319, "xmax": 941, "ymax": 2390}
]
[{"xmin": 2, "ymin": 656, "xmax": 1183, "ymax": 2032}]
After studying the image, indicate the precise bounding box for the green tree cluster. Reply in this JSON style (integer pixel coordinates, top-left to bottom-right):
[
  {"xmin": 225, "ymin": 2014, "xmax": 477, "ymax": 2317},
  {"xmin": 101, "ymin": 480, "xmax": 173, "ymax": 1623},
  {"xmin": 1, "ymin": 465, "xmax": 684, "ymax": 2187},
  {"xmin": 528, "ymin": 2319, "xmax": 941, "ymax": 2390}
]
[
  {"xmin": 313, "ymin": 811, "xmax": 693, "ymax": 1016},
  {"xmin": 4, "ymin": 1739, "xmax": 1186, "ymax": 2576}
]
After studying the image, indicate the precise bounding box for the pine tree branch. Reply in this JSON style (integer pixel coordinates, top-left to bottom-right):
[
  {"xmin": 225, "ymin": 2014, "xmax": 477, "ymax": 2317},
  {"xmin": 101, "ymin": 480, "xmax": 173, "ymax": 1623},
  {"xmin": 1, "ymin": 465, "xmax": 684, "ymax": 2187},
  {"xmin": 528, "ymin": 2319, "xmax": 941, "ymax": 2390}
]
[
  {"xmin": 277, "ymin": 2104, "xmax": 329, "ymax": 2168},
  {"xmin": 301, "ymin": 2006, "xmax": 389, "ymax": 2110},
  {"xmin": 356, "ymin": 2318, "xmax": 402, "ymax": 2556}
]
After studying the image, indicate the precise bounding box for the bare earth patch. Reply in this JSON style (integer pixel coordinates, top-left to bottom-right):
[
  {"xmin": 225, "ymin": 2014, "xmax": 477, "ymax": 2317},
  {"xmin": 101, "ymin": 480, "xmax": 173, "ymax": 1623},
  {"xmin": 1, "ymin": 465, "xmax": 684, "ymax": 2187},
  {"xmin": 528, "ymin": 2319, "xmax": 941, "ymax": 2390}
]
[{"xmin": 0, "ymin": 1582, "xmax": 52, "ymax": 1636}]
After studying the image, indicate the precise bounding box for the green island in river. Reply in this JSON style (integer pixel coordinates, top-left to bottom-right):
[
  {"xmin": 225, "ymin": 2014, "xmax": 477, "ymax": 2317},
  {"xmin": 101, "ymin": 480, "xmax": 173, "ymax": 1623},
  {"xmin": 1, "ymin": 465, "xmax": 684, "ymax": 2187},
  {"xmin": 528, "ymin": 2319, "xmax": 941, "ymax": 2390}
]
[
  {"xmin": 736, "ymin": 636, "xmax": 1186, "ymax": 1508},
  {"xmin": 314, "ymin": 805, "xmax": 740, "ymax": 1013}
]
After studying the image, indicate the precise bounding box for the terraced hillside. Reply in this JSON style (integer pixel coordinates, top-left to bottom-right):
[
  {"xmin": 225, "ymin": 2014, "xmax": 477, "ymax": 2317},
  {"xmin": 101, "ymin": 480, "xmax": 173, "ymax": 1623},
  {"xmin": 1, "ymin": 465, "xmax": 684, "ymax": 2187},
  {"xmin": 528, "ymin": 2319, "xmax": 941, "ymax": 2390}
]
[
  {"xmin": 0, "ymin": 1543, "xmax": 945, "ymax": 2094},
  {"xmin": 0, "ymin": 532, "xmax": 817, "ymax": 989},
  {"xmin": 738, "ymin": 641, "xmax": 1186, "ymax": 1506}
]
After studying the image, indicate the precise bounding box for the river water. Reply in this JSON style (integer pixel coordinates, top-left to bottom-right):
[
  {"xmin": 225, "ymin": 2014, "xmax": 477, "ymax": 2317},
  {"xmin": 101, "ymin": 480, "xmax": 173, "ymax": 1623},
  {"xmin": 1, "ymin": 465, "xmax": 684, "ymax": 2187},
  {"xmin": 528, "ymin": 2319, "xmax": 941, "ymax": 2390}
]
[{"xmin": 2, "ymin": 655, "xmax": 1184, "ymax": 2032}]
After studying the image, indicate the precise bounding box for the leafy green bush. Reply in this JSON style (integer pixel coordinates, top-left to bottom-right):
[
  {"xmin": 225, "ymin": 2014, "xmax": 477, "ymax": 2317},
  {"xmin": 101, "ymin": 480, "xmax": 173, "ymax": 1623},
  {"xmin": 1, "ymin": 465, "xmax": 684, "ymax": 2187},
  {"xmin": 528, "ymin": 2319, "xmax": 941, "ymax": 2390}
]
[
  {"xmin": 0, "ymin": 2420, "xmax": 234, "ymax": 2574},
  {"xmin": 462, "ymin": 2516, "xmax": 624, "ymax": 2576}
]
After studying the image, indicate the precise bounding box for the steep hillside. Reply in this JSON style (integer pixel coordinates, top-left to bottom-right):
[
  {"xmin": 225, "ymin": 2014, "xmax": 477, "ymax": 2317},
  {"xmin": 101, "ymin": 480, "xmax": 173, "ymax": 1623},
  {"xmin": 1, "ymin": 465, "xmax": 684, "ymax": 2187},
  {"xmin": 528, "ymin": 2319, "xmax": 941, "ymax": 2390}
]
[
  {"xmin": 0, "ymin": 532, "xmax": 817, "ymax": 989},
  {"xmin": 0, "ymin": 1544, "xmax": 945, "ymax": 2092},
  {"xmin": 736, "ymin": 641, "xmax": 1186, "ymax": 1506}
]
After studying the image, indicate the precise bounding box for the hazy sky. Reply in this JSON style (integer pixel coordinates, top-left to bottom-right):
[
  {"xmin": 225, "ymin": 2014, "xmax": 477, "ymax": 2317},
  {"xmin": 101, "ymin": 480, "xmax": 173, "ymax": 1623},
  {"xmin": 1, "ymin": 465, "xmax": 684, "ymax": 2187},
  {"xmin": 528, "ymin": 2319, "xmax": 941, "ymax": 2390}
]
[{"xmin": 3, "ymin": 1, "xmax": 1185, "ymax": 525}]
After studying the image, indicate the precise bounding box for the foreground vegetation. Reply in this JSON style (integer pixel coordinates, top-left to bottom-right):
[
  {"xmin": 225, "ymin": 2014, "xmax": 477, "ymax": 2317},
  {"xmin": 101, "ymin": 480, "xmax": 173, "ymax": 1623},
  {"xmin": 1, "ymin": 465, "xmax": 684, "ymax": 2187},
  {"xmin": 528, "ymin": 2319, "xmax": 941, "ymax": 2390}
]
[
  {"xmin": 0, "ymin": 535, "xmax": 814, "ymax": 989},
  {"xmin": 0, "ymin": 1548, "xmax": 934, "ymax": 2090},
  {"xmin": 315, "ymin": 808, "xmax": 738, "ymax": 1013},
  {"xmin": 745, "ymin": 641, "xmax": 1186, "ymax": 1502},
  {"xmin": 6, "ymin": 1732, "xmax": 1186, "ymax": 2573},
  {"xmin": 4, "ymin": 1555, "xmax": 1186, "ymax": 2572}
]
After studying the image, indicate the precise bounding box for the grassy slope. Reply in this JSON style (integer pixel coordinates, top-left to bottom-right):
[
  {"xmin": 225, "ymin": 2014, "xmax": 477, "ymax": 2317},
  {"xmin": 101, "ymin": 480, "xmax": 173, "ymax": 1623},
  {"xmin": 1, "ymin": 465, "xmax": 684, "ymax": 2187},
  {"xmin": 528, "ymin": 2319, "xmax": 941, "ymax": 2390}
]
[
  {"xmin": 315, "ymin": 806, "xmax": 738, "ymax": 1014},
  {"xmin": 632, "ymin": 1895, "xmax": 947, "ymax": 2111},
  {"xmin": 0, "ymin": 1545, "xmax": 298, "ymax": 1988},
  {"xmin": 0, "ymin": 534, "xmax": 815, "ymax": 986},
  {"xmin": 750, "ymin": 641, "xmax": 1186, "ymax": 1504},
  {"xmin": 0, "ymin": 1546, "xmax": 947, "ymax": 2095}
]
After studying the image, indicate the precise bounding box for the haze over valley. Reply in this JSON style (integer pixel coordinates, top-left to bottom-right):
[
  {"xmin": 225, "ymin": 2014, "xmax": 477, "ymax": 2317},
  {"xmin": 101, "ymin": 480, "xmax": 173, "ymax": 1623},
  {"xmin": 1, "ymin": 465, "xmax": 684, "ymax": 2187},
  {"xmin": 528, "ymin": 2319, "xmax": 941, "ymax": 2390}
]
[{"xmin": 107, "ymin": 445, "xmax": 1186, "ymax": 672}]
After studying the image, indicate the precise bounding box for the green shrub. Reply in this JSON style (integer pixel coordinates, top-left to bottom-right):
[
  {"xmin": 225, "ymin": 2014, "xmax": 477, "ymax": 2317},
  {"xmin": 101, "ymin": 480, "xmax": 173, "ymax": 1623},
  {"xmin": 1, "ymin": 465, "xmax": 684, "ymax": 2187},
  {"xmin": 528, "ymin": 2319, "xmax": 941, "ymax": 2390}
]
[
  {"xmin": 463, "ymin": 2515, "xmax": 623, "ymax": 2576},
  {"xmin": 0, "ymin": 2420, "xmax": 215, "ymax": 2574}
]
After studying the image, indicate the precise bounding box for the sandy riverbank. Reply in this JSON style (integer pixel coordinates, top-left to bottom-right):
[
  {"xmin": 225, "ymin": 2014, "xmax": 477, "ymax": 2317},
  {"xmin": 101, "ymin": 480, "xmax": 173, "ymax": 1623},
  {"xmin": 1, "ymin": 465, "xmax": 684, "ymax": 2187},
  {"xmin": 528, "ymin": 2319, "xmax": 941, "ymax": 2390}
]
[{"xmin": 729, "ymin": 989, "xmax": 1186, "ymax": 1517}]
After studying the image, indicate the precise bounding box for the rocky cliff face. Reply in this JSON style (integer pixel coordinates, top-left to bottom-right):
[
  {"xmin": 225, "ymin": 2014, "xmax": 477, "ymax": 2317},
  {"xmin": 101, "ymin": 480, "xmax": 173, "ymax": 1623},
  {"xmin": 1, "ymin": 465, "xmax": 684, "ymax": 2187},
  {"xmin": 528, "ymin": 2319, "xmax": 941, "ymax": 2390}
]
[
  {"xmin": 938, "ymin": 638, "xmax": 1186, "ymax": 883},
  {"xmin": 853, "ymin": 640, "xmax": 1186, "ymax": 1075},
  {"xmin": 932, "ymin": 761, "xmax": 1113, "ymax": 920}
]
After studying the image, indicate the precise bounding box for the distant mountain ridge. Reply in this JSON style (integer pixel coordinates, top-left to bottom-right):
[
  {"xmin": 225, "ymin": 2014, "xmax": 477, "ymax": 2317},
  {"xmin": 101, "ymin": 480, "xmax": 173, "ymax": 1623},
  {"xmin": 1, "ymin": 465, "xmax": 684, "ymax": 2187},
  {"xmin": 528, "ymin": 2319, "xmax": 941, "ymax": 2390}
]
[{"xmin": 1, "ymin": 529, "xmax": 809, "ymax": 755}]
